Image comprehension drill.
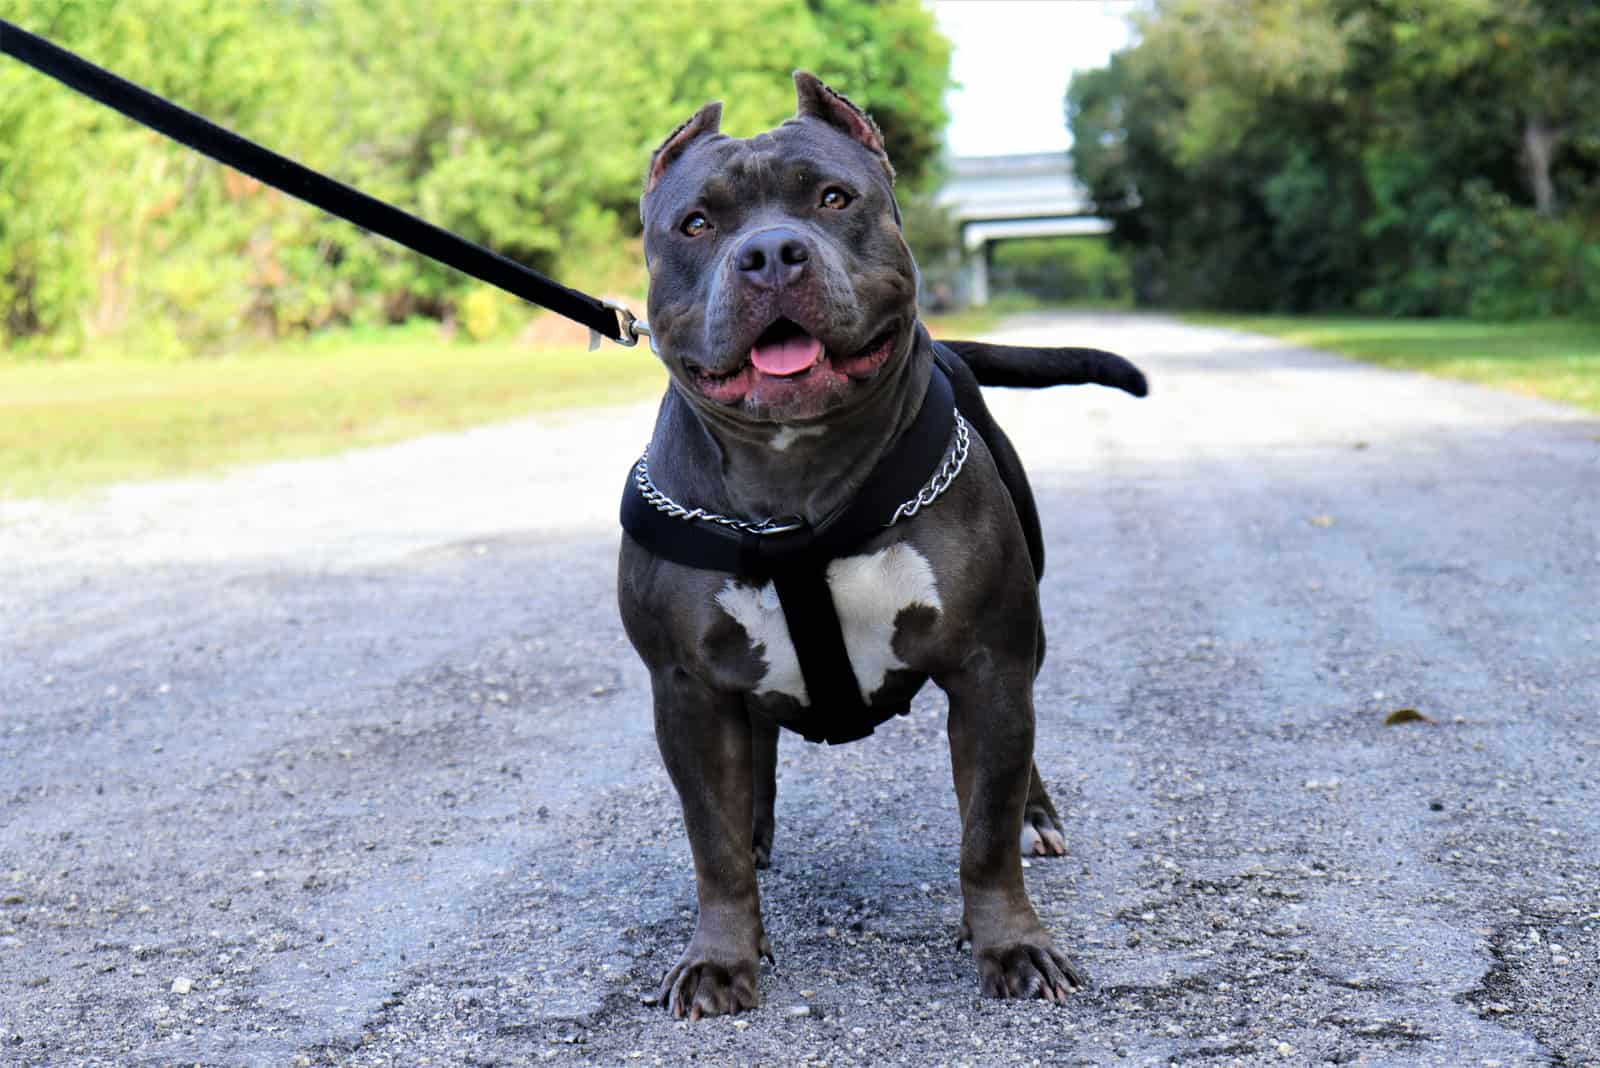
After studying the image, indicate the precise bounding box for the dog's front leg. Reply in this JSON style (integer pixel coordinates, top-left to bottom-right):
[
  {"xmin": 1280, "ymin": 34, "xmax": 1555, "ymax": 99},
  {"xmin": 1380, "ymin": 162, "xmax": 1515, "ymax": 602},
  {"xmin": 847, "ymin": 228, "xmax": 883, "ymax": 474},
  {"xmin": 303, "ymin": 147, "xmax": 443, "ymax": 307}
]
[
  {"xmin": 942, "ymin": 649, "xmax": 1087, "ymax": 1001},
  {"xmin": 649, "ymin": 667, "xmax": 771, "ymax": 1019}
]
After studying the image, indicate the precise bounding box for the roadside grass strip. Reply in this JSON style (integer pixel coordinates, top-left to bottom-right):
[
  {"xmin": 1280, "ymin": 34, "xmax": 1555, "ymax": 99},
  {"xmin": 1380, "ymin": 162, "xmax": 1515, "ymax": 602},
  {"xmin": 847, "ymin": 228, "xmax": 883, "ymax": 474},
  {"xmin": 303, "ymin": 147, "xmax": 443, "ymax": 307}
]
[
  {"xmin": 1190, "ymin": 315, "xmax": 1600, "ymax": 416},
  {"xmin": 1, "ymin": 328, "xmax": 664, "ymax": 499}
]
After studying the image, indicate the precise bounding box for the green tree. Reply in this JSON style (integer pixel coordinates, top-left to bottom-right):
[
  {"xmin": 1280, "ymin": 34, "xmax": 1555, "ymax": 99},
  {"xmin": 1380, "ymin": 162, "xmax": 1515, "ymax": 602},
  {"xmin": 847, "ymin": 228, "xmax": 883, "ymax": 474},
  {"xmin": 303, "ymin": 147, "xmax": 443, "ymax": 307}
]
[
  {"xmin": 1066, "ymin": 0, "xmax": 1600, "ymax": 318},
  {"xmin": 1, "ymin": 0, "xmax": 950, "ymax": 354}
]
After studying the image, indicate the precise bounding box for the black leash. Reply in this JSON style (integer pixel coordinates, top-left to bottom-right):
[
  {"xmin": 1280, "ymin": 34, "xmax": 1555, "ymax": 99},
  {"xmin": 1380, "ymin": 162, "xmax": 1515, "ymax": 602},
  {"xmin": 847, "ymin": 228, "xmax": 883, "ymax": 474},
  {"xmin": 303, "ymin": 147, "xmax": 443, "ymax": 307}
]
[{"xmin": 0, "ymin": 18, "xmax": 644, "ymax": 347}]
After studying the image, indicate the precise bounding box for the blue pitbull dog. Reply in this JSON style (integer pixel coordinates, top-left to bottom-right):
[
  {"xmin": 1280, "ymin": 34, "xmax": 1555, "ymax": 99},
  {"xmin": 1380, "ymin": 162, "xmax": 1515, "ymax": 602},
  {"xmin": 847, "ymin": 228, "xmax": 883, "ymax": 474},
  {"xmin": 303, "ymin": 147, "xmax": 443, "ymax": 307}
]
[{"xmin": 618, "ymin": 72, "xmax": 1146, "ymax": 1020}]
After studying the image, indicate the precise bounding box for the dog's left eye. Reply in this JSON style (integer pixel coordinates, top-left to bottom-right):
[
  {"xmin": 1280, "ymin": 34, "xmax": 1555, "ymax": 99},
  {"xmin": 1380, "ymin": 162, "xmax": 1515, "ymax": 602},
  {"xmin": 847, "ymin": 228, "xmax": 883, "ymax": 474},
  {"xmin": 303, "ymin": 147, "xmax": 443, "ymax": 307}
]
[
  {"xmin": 681, "ymin": 212, "xmax": 710, "ymax": 237},
  {"xmin": 819, "ymin": 187, "xmax": 853, "ymax": 210}
]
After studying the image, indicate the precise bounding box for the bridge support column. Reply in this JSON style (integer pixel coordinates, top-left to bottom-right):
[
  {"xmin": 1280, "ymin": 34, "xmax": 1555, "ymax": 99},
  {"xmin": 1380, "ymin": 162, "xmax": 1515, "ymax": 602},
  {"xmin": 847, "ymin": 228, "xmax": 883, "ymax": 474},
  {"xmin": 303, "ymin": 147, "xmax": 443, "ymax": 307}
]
[{"xmin": 965, "ymin": 243, "xmax": 989, "ymax": 306}]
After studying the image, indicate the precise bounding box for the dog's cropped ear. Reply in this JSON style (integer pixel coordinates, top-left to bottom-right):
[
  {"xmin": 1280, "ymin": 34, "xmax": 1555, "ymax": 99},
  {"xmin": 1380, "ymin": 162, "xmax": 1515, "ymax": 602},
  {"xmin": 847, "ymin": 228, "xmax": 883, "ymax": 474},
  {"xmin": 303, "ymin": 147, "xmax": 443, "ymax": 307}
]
[
  {"xmin": 645, "ymin": 101, "xmax": 723, "ymax": 194},
  {"xmin": 793, "ymin": 71, "xmax": 895, "ymax": 184}
]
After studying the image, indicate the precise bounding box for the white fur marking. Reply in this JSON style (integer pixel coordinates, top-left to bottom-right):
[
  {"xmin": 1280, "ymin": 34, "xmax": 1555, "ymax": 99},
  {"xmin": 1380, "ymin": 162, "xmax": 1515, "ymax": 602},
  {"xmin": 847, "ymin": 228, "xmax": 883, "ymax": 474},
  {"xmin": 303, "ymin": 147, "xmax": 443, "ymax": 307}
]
[
  {"xmin": 715, "ymin": 582, "xmax": 808, "ymax": 702},
  {"xmin": 769, "ymin": 425, "xmax": 826, "ymax": 451},
  {"xmin": 826, "ymin": 544, "xmax": 942, "ymax": 697},
  {"xmin": 714, "ymin": 544, "xmax": 941, "ymax": 705}
]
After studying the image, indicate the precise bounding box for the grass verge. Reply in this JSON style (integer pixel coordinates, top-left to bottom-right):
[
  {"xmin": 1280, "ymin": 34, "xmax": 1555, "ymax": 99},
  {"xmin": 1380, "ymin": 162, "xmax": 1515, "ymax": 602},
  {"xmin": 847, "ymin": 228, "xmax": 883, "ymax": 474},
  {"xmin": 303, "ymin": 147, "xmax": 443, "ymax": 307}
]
[
  {"xmin": 1, "ymin": 324, "xmax": 665, "ymax": 499},
  {"xmin": 5, "ymin": 302, "xmax": 1143, "ymax": 500},
  {"xmin": 1190, "ymin": 314, "xmax": 1600, "ymax": 415}
]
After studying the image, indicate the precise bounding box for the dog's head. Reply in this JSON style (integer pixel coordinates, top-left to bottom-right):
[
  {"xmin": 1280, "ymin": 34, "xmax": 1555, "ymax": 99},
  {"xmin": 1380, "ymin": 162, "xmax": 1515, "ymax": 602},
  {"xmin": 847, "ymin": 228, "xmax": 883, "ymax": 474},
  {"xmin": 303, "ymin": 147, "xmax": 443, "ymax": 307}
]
[{"xmin": 640, "ymin": 72, "xmax": 919, "ymax": 424}]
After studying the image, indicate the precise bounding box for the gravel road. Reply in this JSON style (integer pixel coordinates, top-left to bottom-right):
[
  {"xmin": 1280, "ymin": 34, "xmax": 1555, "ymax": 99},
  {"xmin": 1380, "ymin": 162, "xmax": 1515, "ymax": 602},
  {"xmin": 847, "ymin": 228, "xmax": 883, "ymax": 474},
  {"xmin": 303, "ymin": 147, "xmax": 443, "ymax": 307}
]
[{"xmin": 2, "ymin": 313, "xmax": 1597, "ymax": 1067}]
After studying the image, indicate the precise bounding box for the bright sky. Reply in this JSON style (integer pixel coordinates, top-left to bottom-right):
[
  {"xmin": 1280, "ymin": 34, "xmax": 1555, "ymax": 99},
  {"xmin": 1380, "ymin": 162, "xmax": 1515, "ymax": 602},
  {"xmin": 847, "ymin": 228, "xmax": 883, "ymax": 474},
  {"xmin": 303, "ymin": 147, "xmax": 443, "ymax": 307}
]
[{"xmin": 934, "ymin": 0, "xmax": 1138, "ymax": 157}]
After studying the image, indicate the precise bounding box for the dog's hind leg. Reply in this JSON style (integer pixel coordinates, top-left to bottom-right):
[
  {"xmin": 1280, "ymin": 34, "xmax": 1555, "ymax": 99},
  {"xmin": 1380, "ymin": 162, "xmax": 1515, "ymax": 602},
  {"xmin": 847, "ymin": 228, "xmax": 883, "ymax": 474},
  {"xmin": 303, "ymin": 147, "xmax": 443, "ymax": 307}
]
[
  {"xmin": 751, "ymin": 712, "xmax": 779, "ymax": 869},
  {"xmin": 1021, "ymin": 764, "xmax": 1068, "ymax": 857}
]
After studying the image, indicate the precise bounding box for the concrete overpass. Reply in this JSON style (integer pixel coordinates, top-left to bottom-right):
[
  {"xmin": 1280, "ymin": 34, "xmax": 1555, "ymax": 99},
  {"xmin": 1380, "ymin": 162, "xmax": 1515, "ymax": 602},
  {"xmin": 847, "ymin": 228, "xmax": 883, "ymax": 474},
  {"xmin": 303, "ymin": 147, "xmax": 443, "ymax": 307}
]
[{"xmin": 935, "ymin": 152, "xmax": 1110, "ymax": 304}]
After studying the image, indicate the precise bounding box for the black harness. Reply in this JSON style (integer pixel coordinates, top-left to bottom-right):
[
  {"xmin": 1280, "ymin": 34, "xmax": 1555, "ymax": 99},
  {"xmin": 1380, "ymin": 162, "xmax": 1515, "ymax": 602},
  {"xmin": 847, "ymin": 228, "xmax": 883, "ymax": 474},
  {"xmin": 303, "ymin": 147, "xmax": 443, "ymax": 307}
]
[{"xmin": 621, "ymin": 359, "xmax": 963, "ymax": 745}]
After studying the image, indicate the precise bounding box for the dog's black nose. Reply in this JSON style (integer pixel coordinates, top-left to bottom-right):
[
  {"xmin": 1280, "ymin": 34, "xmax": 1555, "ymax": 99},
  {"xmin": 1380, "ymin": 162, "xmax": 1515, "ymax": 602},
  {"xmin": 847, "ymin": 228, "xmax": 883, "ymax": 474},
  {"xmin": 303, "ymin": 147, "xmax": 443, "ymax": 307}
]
[{"xmin": 734, "ymin": 227, "xmax": 809, "ymax": 288}]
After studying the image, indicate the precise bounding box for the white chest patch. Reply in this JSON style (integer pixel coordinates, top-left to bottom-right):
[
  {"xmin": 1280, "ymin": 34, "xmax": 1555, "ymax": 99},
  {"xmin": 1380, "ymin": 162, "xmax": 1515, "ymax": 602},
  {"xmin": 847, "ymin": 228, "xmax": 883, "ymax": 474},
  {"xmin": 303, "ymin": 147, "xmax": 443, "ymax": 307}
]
[
  {"xmin": 769, "ymin": 424, "xmax": 826, "ymax": 451},
  {"xmin": 713, "ymin": 544, "xmax": 942, "ymax": 705}
]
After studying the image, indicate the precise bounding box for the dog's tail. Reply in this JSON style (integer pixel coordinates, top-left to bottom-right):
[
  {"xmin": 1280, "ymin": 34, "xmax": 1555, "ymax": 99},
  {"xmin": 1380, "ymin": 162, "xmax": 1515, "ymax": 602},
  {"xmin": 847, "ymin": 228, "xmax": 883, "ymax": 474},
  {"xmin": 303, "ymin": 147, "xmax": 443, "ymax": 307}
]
[{"xmin": 940, "ymin": 339, "xmax": 1148, "ymax": 398}]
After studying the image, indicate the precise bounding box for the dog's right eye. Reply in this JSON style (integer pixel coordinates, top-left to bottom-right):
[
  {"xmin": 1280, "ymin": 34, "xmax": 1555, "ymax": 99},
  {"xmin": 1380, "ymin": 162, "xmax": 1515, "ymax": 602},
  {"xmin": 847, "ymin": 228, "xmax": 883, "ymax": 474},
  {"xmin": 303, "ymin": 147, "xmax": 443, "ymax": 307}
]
[
  {"xmin": 681, "ymin": 212, "xmax": 710, "ymax": 237},
  {"xmin": 819, "ymin": 187, "xmax": 853, "ymax": 210}
]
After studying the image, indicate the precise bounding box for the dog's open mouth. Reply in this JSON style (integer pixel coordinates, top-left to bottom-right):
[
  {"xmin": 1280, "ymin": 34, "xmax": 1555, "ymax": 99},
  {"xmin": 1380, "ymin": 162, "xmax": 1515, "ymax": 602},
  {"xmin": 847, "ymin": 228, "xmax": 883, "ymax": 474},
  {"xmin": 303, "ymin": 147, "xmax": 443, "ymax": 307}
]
[
  {"xmin": 685, "ymin": 320, "xmax": 897, "ymax": 406},
  {"xmin": 750, "ymin": 318, "xmax": 823, "ymax": 376}
]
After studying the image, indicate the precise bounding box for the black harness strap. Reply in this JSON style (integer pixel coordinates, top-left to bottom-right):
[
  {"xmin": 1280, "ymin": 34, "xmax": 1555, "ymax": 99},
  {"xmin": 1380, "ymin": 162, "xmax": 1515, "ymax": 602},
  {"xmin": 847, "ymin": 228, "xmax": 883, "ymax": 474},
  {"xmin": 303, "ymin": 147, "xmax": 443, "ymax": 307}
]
[
  {"xmin": 621, "ymin": 367, "xmax": 959, "ymax": 745},
  {"xmin": 770, "ymin": 561, "xmax": 880, "ymax": 741},
  {"xmin": 0, "ymin": 18, "xmax": 632, "ymax": 342}
]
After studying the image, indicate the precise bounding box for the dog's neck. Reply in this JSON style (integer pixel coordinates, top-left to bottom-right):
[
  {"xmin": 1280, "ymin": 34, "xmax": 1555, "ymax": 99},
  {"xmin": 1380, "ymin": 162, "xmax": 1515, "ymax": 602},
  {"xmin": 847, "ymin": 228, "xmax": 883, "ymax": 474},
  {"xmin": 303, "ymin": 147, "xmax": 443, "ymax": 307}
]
[{"xmin": 651, "ymin": 329, "xmax": 935, "ymax": 529}]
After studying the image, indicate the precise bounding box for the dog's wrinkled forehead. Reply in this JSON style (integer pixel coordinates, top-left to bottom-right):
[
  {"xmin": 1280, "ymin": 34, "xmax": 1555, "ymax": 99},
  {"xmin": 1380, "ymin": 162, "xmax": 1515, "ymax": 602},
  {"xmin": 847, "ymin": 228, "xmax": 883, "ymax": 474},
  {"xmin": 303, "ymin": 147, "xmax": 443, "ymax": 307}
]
[
  {"xmin": 644, "ymin": 124, "xmax": 889, "ymax": 224},
  {"xmin": 640, "ymin": 71, "xmax": 896, "ymax": 230}
]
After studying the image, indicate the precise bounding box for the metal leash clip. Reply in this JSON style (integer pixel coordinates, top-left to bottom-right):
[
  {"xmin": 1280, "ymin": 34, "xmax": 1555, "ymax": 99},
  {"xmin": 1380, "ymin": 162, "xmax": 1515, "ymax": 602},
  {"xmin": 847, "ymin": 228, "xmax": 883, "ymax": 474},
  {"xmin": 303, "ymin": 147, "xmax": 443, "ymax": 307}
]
[{"xmin": 591, "ymin": 300, "xmax": 654, "ymax": 352}]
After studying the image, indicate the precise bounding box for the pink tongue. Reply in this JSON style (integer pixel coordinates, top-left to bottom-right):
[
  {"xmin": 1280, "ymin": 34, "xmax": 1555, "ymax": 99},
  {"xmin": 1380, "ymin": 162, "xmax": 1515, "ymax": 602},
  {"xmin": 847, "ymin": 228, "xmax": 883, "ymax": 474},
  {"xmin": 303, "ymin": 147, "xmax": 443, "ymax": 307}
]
[{"xmin": 750, "ymin": 334, "xmax": 822, "ymax": 376}]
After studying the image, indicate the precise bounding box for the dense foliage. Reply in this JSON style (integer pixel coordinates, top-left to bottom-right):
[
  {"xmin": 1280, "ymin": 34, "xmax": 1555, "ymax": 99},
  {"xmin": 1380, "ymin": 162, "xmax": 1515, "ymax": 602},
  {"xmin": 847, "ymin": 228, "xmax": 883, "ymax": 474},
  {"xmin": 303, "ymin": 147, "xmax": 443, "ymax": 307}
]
[
  {"xmin": 1, "ymin": 0, "xmax": 950, "ymax": 355},
  {"xmin": 1067, "ymin": 0, "xmax": 1600, "ymax": 317}
]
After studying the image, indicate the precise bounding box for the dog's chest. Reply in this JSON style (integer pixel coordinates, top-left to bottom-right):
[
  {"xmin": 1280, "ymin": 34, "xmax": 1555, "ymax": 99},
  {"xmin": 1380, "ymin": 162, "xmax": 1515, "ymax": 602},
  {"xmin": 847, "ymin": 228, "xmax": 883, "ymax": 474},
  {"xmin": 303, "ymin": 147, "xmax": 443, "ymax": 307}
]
[{"xmin": 713, "ymin": 544, "xmax": 940, "ymax": 704}]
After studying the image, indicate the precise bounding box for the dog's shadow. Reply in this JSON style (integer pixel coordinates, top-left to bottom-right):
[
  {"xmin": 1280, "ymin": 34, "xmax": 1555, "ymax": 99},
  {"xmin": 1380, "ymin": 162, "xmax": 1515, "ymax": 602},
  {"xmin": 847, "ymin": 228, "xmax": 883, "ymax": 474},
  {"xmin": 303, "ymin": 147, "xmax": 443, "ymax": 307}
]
[{"xmin": 739, "ymin": 700, "xmax": 984, "ymax": 991}]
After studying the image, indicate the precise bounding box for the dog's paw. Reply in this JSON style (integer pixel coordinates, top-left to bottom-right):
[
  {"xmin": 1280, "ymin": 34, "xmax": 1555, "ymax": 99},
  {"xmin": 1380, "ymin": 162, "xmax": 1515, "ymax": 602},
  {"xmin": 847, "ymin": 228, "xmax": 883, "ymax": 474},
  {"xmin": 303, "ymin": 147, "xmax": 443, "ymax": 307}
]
[
  {"xmin": 752, "ymin": 842, "xmax": 772, "ymax": 870},
  {"xmin": 1020, "ymin": 802, "xmax": 1068, "ymax": 857},
  {"xmin": 975, "ymin": 940, "xmax": 1088, "ymax": 1003},
  {"xmin": 650, "ymin": 959, "xmax": 760, "ymax": 1020},
  {"xmin": 647, "ymin": 936, "xmax": 772, "ymax": 1020}
]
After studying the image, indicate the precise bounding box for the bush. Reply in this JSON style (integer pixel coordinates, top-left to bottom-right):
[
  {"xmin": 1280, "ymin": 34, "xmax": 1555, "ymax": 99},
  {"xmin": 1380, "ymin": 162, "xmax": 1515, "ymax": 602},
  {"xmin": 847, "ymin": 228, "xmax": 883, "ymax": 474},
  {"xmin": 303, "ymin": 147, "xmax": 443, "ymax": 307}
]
[
  {"xmin": 1442, "ymin": 184, "xmax": 1600, "ymax": 320},
  {"xmin": 1357, "ymin": 180, "xmax": 1600, "ymax": 320}
]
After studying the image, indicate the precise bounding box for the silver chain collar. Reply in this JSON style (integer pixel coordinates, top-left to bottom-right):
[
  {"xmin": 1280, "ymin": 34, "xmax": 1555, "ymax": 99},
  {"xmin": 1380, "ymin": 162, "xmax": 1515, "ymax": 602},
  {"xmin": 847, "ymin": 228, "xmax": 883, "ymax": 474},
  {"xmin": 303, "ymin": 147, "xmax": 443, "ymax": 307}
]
[
  {"xmin": 633, "ymin": 408, "xmax": 970, "ymax": 536},
  {"xmin": 889, "ymin": 410, "xmax": 970, "ymax": 524}
]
